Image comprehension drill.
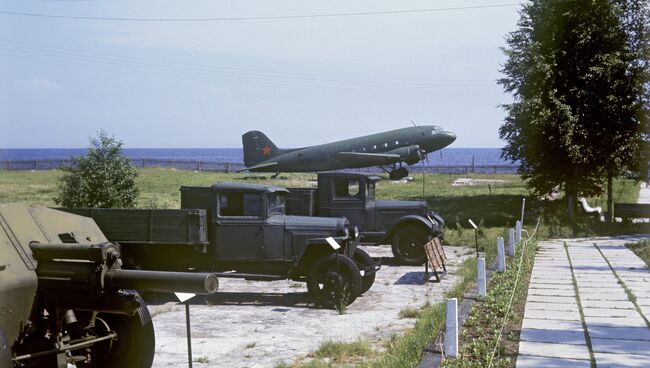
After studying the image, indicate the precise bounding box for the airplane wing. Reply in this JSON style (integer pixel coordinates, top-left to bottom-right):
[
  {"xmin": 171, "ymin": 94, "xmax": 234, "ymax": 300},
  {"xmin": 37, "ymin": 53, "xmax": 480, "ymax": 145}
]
[
  {"xmin": 333, "ymin": 152, "xmax": 401, "ymax": 165},
  {"xmin": 238, "ymin": 161, "xmax": 278, "ymax": 172}
]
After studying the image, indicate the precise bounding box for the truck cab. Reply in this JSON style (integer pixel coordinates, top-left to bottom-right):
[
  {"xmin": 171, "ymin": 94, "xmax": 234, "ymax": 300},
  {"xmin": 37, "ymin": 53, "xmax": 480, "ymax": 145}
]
[
  {"xmin": 287, "ymin": 172, "xmax": 445, "ymax": 265},
  {"xmin": 180, "ymin": 183, "xmax": 345, "ymax": 270}
]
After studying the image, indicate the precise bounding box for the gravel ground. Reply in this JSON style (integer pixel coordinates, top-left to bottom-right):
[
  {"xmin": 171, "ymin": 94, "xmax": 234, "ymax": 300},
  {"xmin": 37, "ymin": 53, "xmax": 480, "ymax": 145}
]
[{"xmin": 148, "ymin": 244, "xmax": 471, "ymax": 367}]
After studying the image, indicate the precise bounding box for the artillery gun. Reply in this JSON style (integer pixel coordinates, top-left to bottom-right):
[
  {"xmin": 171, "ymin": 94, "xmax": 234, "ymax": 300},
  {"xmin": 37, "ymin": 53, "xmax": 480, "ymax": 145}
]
[{"xmin": 0, "ymin": 203, "xmax": 219, "ymax": 368}]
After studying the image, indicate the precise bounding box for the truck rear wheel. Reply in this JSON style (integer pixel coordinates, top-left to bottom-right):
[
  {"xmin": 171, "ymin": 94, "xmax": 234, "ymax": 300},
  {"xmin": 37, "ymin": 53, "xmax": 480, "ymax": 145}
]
[
  {"xmin": 307, "ymin": 254, "xmax": 362, "ymax": 308},
  {"xmin": 353, "ymin": 248, "xmax": 376, "ymax": 295},
  {"xmin": 0, "ymin": 328, "xmax": 10, "ymax": 368},
  {"xmin": 391, "ymin": 224, "xmax": 430, "ymax": 265},
  {"xmin": 90, "ymin": 292, "xmax": 155, "ymax": 368}
]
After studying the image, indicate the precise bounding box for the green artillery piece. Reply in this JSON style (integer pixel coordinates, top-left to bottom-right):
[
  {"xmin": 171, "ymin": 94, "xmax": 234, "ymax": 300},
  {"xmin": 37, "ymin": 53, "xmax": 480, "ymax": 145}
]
[{"xmin": 0, "ymin": 203, "xmax": 218, "ymax": 368}]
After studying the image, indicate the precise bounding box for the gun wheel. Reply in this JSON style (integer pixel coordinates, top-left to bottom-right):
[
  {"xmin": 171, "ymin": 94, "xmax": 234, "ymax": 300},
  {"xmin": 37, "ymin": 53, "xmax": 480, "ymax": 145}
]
[
  {"xmin": 307, "ymin": 254, "xmax": 362, "ymax": 309},
  {"xmin": 90, "ymin": 291, "xmax": 155, "ymax": 368},
  {"xmin": 391, "ymin": 224, "xmax": 430, "ymax": 265}
]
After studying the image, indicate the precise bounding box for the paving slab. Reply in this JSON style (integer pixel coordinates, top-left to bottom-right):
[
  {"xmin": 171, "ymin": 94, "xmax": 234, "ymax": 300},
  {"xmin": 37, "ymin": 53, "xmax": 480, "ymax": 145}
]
[
  {"xmin": 594, "ymin": 352, "xmax": 650, "ymax": 368},
  {"xmin": 580, "ymin": 300, "xmax": 636, "ymax": 309},
  {"xmin": 524, "ymin": 309, "xmax": 581, "ymax": 321},
  {"xmin": 582, "ymin": 307, "xmax": 643, "ymax": 318},
  {"xmin": 587, "ymin": 325, "xmax": 650, "ymax": 341},
  {"xmin": 528, "ymin": 283, "xmax": 574, "ymax": 290},
  {"xmin": 515, "ymin": 355, "xmax": 591, "ymax": 368},
  {"xmin": 518, "ymin": 341, "xmax": 591, "ymax": 360},
  {"xmin": 519, "ymin": 329, "xmax": 586, "ymax": 345},
  {"xmin": 528, "ymin": 288, "xmax": 576, "ymax": 297},
  {"xmin": 635, "ymin": 298, "xmax": 650, "ymax": 306},
  {"xmin": 530, "ymin": 277, "xmax": 574, "ymax": 284},
  {"xmin": 525, "ymin": 302, "xmax": 579, "ymax": 312},
  {"xmin": 527, "ymin": 295, "xmax": 578, "ymax": 304},
  {"xmin": 578, "ymin": 291, "xmax": 630, "ymax": 301},
  {"xmin": 590, "ymin": 337, "xmax": 650, "ymax": 356},
  {"xmin": 522, "ymin": 318, "xmax": 584, "ymax": 331},
  {"xmin": 640, "ymin": 306, "xmax": 650, "ymax": 319},
  {"xmin": 584, "ymin": 316, "xmax": 647, "ymax": 328}
]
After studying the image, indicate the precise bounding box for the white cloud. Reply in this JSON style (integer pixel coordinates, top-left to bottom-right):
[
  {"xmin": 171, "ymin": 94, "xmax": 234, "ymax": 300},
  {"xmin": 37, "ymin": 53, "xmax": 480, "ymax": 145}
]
[{"xmin": 19, "ymin": 77, "xmax": 66, "ymax": 93}]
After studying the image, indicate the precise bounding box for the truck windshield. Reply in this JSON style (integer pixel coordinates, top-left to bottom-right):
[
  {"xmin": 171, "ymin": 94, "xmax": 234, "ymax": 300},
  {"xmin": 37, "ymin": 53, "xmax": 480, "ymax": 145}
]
[{"xmin": 267, "ymin": 194, "xmax": 286, "ymax": 216}]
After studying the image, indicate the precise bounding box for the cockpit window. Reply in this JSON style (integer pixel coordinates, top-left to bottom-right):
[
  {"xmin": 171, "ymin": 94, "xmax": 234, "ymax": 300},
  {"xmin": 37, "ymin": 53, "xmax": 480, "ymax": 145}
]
[
  {"xmin": 268, "ymin": 194, "xmax": 286, "ymax": 216},
  {"xmin": 431, "ymin": 127, "xmax": 441, "ymax": 135}
]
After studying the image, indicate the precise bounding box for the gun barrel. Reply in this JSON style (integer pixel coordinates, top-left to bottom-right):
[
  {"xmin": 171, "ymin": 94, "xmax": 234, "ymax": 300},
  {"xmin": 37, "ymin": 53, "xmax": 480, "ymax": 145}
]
[{"xmin": 104, "ymin": 269, "xmax": 219, "ymax": 295}]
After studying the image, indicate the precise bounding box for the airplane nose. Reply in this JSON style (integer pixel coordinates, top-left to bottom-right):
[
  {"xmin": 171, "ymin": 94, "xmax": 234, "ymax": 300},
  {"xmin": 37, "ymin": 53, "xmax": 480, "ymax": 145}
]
[{"xmin": 440, "ymin": 131, "xmax": 456, "ymax": 146}]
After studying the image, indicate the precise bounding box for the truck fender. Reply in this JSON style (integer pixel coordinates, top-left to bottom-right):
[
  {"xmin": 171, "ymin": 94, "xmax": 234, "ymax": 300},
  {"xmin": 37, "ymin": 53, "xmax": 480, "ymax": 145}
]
[
  {"xmin": 290, "ymin": 243, "xmax": 336, "ymax": 278},
  {"xmin": 384, "ymin": 215, "xmax": 436, "ymax": 243}
]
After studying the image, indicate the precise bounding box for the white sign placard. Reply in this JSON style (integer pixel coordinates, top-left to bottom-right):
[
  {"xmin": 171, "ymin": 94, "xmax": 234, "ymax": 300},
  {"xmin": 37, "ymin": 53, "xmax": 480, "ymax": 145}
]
[
  {"xmin": 468, "ymin": 219, "xmax": 478, "ymax": 229},
  {"xmin": 326, "ymin": 237, "xmax": 341, "ymax": 250},
  {"xmin": 175, "ymin": 292, "xmax": 195, "ymax": 303}
]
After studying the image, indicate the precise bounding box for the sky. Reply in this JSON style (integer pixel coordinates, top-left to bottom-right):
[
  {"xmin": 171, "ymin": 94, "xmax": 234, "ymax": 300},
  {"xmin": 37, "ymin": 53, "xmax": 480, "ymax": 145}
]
[{"xmin": 0, "ymin": 1, "xmax": 522, "ymax": 148}]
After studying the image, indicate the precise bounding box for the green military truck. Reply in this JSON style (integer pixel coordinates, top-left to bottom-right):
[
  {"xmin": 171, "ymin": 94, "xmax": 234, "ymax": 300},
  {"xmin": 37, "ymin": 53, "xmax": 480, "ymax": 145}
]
[
  {"xmin": 64, "ymin": 182, "xmax": 378, "ymax": 308},
  {"xmin": 284, "ymin": 172, "xmax": 445, "ymax": 265}
]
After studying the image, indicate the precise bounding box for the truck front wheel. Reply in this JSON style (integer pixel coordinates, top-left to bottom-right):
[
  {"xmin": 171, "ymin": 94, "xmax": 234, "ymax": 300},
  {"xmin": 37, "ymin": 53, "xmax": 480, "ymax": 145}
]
[
  {"xmin": 353, "ymin": 248, "xmax": 376, "ymax": 295},
  {"xmin": 307, "ymin": 254, "xmax": 362, "ymax": 309},
  {"xmin": 391, "ymin": 224, "xmax": 430, "ymax": 265}
]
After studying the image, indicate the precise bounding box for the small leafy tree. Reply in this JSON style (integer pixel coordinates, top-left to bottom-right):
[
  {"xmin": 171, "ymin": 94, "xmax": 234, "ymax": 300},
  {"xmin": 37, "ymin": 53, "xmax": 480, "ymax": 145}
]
[{"xmin": 56, "ymin": 131, "xmax": 139, "ymax": 208}]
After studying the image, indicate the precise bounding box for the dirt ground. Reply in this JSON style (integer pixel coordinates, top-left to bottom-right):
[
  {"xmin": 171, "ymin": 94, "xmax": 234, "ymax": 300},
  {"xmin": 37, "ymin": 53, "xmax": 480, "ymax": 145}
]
[{"xmin": 148, "ymin": 245, "xmax": 470, "ymax": 367}]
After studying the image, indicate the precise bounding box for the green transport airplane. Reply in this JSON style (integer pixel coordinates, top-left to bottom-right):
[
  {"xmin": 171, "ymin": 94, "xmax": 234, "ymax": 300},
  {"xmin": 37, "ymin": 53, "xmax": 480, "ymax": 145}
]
[{"xmin": 242, "ymin": 125, "xmax": 456, "ymax": 180}]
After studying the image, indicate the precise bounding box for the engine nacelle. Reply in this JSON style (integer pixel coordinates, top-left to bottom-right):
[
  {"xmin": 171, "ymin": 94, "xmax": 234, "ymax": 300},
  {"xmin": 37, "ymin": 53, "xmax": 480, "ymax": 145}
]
[{"xmin": 385, "ymin": 144, "xmax": 423, "ymax": 165}]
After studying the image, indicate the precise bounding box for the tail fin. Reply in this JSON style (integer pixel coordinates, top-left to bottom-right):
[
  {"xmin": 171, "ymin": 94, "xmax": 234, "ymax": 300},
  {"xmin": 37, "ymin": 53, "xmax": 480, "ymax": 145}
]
[{"xmin": 242, "ymin": 130, "xmax": 282, "ymax": 167}]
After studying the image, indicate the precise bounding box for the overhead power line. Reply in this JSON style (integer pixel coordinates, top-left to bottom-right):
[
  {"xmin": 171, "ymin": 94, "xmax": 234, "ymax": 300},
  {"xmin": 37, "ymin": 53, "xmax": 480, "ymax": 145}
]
[
  {"xmin": 0, "ymin": 4, "xmax": 519, "ymax": 22},
  {"xmin": 0, "ymin": 38, "xmax": 497, "ymax": 93}
]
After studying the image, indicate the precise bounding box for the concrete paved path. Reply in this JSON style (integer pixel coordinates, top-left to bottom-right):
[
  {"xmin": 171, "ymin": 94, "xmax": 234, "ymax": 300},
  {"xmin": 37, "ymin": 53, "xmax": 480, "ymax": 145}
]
[{"xmin": 517, "ymin": 236, "xmax": 650, "ymax": 368}]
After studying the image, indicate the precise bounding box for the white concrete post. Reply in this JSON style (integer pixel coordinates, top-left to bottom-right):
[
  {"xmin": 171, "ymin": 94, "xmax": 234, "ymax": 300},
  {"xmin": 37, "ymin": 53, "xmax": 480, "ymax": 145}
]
[
  {"xmin": 445, "ymin": 298, "xmax": 458, "ymax": 358},
  {"xmin": 506, "ymin": 232, "xmax": 515, "ymax": 256},
  {"xmin": 508, "ymin": 228, "xmax": 515, "ymax": 255},
  {"xmin": 497, "ymin": 239, "xmax": 506, "ymax": 272},
  {"xmin": 477, "ymin": 257, "xmax": 486, "ymax": 299},
  {"xmin": 515, "ymin": 220, "xmax": 522, "ymax": 243}
]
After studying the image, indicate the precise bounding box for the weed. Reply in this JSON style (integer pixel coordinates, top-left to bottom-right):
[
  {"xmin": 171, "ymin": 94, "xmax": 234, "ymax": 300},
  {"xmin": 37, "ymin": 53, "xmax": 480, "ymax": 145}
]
[
  {"xmin": 194, "ymin": 356, "xmax": 209, "ymax": 363},
  {"xmin": 398, "ymin": 307, "xmax": 420, "ymax": 319},
  {"xmin": 313, "ymin": 339, "xmax": 372, "ymax": 362},
  {"xmin": 245, "ymin": 342, "xmax": 257, "ymax": 349}
]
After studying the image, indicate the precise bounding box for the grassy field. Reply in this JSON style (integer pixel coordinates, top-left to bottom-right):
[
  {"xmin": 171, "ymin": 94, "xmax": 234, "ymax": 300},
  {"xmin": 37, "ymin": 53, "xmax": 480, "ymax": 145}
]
[{"xmin": 0, "ymin": 168, "xmax": 644, "ymax": 246}]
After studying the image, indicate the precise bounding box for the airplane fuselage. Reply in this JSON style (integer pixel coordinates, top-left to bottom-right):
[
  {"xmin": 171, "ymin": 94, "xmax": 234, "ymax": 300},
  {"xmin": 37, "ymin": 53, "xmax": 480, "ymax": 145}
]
[{"xmin": 245, "ymin": 125, "xmax": 456, "ymax": 173}]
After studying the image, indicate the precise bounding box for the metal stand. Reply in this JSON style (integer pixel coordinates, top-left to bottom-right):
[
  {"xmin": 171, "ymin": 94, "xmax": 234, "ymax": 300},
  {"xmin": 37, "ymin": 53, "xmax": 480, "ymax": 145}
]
[{"xmin": 185, "ymin": 302, "xmax": 193, "ymax": 368}]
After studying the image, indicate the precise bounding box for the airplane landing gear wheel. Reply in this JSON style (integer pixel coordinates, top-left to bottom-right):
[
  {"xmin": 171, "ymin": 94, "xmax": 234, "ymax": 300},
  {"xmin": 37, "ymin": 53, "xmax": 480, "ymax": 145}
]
[{"xmin": 389, "ymin": 167, "xmax": 409, "ymax": 180}]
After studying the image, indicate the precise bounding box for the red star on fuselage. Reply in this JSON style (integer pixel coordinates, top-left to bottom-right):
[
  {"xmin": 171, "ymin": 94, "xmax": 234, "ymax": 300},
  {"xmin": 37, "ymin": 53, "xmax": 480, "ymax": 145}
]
[{"xmin": 262, "ymin": 145, "xmax": 272, "ymax": 156}]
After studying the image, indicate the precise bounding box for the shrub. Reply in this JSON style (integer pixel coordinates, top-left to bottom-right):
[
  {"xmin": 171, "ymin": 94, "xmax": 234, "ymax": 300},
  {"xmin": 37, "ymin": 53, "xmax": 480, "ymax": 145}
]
[{"xmin": 55, "ymin": 131, "xmax": 139, "ymax": 208}]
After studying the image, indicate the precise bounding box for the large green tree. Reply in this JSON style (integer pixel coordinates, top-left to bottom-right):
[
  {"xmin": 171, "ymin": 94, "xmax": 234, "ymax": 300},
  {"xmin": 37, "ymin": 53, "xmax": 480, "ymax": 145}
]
[
  {"xmin": 56, "ymin": 130, "xmax": 139, "ymax": 208},
  {"xmin": 499, "ymin": 0, "xmax": 650, "ymax": 219}
]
